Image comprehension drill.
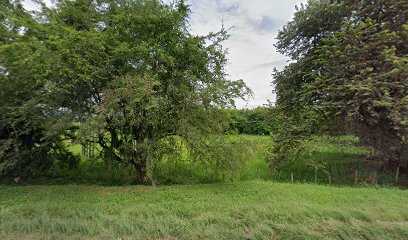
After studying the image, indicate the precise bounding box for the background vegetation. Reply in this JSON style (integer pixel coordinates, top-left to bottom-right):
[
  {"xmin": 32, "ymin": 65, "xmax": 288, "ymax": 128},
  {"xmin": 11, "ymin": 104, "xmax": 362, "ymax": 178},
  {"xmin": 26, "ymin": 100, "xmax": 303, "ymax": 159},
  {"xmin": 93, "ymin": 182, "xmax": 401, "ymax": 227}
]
[
  {"xmin": 1, "ymin": 0, "xmax": 406, "ymax": 187},
  {"xmin": 224, "ymin": 107, "xmax": 278, "ymax": 135}
]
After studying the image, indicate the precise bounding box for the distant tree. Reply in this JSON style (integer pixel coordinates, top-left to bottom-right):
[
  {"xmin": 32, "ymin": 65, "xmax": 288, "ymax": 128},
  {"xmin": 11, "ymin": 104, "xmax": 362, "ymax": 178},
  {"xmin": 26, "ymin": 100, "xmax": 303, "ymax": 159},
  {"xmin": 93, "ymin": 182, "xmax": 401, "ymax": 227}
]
[
  {"xmin": 226, "ymin": 107, "xmax": 278, "ymax": 135},
  {"xmin": 272, "ymin": 0, "xmax": 408, "ymax": 174}
]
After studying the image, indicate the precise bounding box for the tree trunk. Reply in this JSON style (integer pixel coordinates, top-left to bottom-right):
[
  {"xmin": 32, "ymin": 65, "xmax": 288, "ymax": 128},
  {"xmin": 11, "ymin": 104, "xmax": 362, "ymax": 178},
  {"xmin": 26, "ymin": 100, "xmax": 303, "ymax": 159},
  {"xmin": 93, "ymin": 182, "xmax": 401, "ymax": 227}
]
[
  {"xmin": 132, "ymin": 161, "xmax": 146, "ymax": 184},
  {"xmin": 395, "ymin": 165, "xmax": 400, "ymax": 186}
]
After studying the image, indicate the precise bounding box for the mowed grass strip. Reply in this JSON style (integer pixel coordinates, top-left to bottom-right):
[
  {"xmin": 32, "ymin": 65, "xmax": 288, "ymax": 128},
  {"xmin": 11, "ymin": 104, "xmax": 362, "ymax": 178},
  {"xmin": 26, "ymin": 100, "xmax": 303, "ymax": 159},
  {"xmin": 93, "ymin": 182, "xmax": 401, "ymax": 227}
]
[{"xmin": 0, "ymin": 181, "xmax": 407, "ymax": 239}]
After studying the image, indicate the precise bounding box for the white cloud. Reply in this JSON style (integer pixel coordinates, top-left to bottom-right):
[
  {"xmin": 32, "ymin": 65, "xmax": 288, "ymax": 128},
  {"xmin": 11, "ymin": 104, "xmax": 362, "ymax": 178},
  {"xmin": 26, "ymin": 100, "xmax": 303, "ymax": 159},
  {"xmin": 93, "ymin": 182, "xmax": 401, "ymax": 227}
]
[
  {"xmin": 22, "ymin": 0, "xmax": 43, "ymax": 11},
  {"xmin": 187, "ymin": 0, "xmax": 307, "ymax": 108}
]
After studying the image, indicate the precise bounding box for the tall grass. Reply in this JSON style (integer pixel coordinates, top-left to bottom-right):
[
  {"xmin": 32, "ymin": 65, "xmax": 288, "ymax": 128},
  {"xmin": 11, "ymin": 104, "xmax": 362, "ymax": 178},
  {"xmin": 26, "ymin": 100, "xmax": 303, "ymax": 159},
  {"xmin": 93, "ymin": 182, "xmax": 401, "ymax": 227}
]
[
  {"xmin": 270, "ymin": 135, "xmax": 375, "ymax": 185},
  {"xmin": 1, "ymin": 181, "xmax": 407, "ymax": 239},
  {"xmin": 41, "ymin": 134, "xmax": 384, "ymax": 186},
  {"xmin": 153, "ymin": 135, "xmax": 271, "ymax": 184}
]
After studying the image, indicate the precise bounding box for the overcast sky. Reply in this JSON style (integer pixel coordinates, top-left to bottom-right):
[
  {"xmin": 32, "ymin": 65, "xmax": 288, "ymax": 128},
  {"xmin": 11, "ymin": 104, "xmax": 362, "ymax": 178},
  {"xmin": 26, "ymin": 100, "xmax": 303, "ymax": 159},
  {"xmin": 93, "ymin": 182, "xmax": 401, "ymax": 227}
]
[
  {"xmin": 24, "ymin": 0, "xmax": 306, "ymax": 108},
  {"xmin": 185, "ymin": 0, "xmax": 307, "ymax": 108}
]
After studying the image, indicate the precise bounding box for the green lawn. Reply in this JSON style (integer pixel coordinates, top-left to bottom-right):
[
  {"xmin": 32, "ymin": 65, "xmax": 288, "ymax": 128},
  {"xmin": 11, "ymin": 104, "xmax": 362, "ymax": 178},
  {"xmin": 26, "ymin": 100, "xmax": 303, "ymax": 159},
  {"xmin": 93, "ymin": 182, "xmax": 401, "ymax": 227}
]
[{"xmin": 1, "ymin": 181, "xmax": 407, "ymax": 239}]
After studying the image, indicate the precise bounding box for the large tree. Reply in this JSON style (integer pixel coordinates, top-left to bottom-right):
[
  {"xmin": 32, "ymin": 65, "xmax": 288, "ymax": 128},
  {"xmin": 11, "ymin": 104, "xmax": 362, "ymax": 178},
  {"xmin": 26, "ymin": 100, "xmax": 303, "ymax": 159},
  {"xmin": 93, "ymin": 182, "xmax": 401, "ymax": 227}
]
[
  {"xmin": 314, "ymin": 0, "xmax": 408, "ymax": 171},
  {"xmin": 0, "ymin": 0, "xmax": 250, "ymax": 182},
  {"xmin": 272, "ymin": 0, "xmax": 408, "ymax": 176},
  {"xmin": 0, "ymin": 0, "xmax": 75, "ymax": 176}
]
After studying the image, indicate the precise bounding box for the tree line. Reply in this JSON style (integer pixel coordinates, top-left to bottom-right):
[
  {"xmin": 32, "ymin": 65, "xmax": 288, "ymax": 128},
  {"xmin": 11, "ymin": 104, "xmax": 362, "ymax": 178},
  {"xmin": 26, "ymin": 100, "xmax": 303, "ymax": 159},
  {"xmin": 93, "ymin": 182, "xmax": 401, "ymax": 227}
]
[
  {"xmin": 224, "ymin": 107, "xmax": 278, "ymax": 135},
  {"xmin": 1, "ymin": 0, "xmax": 406, "ymax": 185}
]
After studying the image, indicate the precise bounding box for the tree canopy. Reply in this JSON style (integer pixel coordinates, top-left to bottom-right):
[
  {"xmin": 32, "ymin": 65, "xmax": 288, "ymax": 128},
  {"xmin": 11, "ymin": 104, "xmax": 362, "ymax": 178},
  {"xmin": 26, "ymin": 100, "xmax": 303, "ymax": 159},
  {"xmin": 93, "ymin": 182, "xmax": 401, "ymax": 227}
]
[
  {"xmin": 0, "ymin": 0, "xmax": 250, "ymax": 182},
  {"xmin": 272, "ymin": 0, "xmax": 408, "ymax": 173}
]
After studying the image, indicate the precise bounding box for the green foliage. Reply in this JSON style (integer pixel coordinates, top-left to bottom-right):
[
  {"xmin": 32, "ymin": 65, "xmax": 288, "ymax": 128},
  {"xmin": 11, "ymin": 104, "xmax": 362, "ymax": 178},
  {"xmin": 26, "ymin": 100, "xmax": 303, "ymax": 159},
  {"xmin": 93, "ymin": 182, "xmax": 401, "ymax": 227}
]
[
  {"xmin": 276, "ymin": 0, "xmax": 355, "ymax": 60},
  {"xmin": 153, "ymin": 135, "xmax": 258, "ymax": 184},
  {"xmin": 272, "ymin": 0, "xmax": 408, "ymax": 175},
  {"xmin": 313, "ymin": 3, "xmax": 408, "ymax": 168},
  {"xmin": 270, "ymin": 135, "xmax": 375, "ymax": 184},
  {"xmin": 269, "ymin": 122, "xmax": 310, "ymax": 172},
  {"xmin": 0, "ymin": 4, "xmax": 72, "ymax": 176},
  {"xmin": 49, "ymin": 135, "xmax": 269, "ymax": 185},
  {"xmin": 0, "ymin": 0, "xmax": 251, "ymax": 181},
  {"xmin": 225, "ymin": 107, "xmax": 278, "ymax": 135},
  {"xmin": 32, "ymin": 134, "xmax": 380, "ymax": 186}
]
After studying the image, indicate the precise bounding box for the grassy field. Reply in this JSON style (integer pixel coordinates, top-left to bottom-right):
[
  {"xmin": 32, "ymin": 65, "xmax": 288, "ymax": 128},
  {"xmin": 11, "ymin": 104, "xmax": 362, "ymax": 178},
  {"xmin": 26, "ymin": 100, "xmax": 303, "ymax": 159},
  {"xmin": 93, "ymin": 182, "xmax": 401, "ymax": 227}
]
[
  {"xmin": 1, "ymin": 181, "xmax": 408, "ymax": 239},
  {"xmin": 4, "ymin": 135, "xmax": 401, "ymax": 239}
]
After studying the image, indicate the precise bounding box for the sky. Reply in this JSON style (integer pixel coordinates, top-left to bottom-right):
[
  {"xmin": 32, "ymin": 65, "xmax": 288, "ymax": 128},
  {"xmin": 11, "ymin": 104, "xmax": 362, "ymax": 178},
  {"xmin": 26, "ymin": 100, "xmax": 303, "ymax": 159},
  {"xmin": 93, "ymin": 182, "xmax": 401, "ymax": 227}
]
[
  {"xmin": 23, "ymin": 0, "xmax": 307, "ymax": 108},
  {"xmin": 185, "ymin": 0, "xmax": 306, "ymax": 108}
]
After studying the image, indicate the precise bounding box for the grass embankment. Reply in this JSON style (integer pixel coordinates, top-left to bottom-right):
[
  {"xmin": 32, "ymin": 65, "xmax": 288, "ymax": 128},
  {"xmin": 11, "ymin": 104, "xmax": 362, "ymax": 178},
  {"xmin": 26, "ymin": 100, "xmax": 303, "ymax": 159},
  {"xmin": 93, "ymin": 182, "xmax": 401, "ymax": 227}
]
[{"xmin": 1, "ymin": 181, "xmax": 407, "ymax": 239}]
